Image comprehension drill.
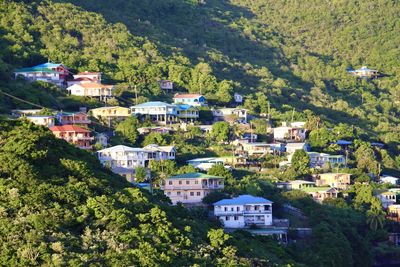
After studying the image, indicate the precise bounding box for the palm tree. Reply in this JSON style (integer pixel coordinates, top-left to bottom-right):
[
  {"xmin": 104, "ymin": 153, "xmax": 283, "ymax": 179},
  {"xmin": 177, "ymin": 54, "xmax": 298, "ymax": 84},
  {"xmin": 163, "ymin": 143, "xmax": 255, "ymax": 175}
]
[{"xmin": 366, "ymin": 208, "xmax": 385, "ymax": 231}]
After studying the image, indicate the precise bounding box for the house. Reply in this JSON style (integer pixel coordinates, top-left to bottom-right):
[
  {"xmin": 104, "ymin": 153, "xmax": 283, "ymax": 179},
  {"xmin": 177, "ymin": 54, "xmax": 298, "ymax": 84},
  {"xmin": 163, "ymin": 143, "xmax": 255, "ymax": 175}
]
[
  {"xmin": 187, "ymin": 156, "xmax": 246, "ymax": 171},
  {"xmin": 158, "ymin": 80, "xmax": 173, "ymax": 90},
  {"xmin": 388, "ymin": 205, "xmax": 400, "ymax": 222},
  {"xmin": 213, "ymin": 108, "xmax": 248, "ymax": 124},
  {"xmin": 143, "ymin": 144, "xmax": 176, "ymax": 161},
  {"xmin": 234, "ymin": 93, "xmax": 243, "ymax": 104},
  {"xmin": 380, "ymin": 175, "xmax": 399, "ymax": 185},
  {"xmin": 138, "ymin": 127, "xmax": 173, "ymax": 135},
  {"xmin": 213, "ymin": 195, "xmax": 273, "ymax": 228},
  {"xmin": 313, "ymin": 173, "xmax": 351, "ymax": 190},
  {"xmin": 131, "ymin": 101, "xmax": 178, "ymax": 124},
  {"xmin": 25, "ymin": 115, "xmax": 55, "ymax": 128},
  {"xmin": 307, "ymin": 152, "xmax": 345, "ymax": 168},
  {"xmin": 50, "ymin": 125, "xmax": 93, "ymax": 149},
  {"xmin": 285, "ymin": 143, "xmax": 311, "ymax": 162},
  {"xmin": 301, "ymin": 187, "xmax": 339, "ymax": 203},
  {"xmin": 95, "ymin": 132, "xmax": 109, "ymax": 148},
  {"xmin": 161, "ymin": 172, "xmax": 224, "ymax": 204},
  {"xmin": 67, "ymin": 71, "xmax": 101, "ymax": 87},
  {"xmin": 236, "ymin": 142, "xmax": 285, "ymax": 157},
  {"xmin": 289, "ymin": 180, "xmax": 316, "ymax": 190},
  {"xmin": 97, "ymin": 144, "xmax": 176, "ymax": 170},
  {"xmin": 90, "ymin": 106, "xmax": 131, "ymax": 120},
  {"xmin": 273, "ymin": 122, "xmax": 306, "ymax": 142},
  {"xmin": 14, "ymin": 62, "xmax": 68, "ymax": 87},
  {"xmin": 376, "ymin": 191, "xmax": 397, "ymax": 209},
  {"xmin": 56, "ymin": 111, "xmax": 91, "ymax": 125},
  {"xmin": 176, "ymin": 105, "xmax": 199, "ymax": 122},
  {"xmin": 348, "ymin": 66, "xmax": 380, "ymax": 79},
  {"xmin": 67, "ymin": 83, "xmax": 114, "ymax": 99},
  {"xmin": 11, "ymin": 109, "xmax": 43, "ymax": 117},
  {"xmin": 173, "ymin": 93, "xmax": 206, "ymax": 106}
]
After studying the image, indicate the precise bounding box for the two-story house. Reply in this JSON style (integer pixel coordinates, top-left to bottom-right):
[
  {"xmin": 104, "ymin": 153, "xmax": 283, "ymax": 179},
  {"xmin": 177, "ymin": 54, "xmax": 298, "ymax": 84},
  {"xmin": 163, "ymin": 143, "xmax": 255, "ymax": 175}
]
[
  {"xmin": 67, "ymin": 71, "xmax": 102, "ymax": 87},
  {"xmin": 143, "ymin": 144, "xmax": 176, "ymax": 161},
  {"xmin": 158, "ymin": 80, "xmax": 173, "ymax": 90},
  {"xmin": 89, "ymin": 106, "xmax": 131, "ymax": 120},
  {"xmin": 50, "ymin": 125, "xmax": 93, "ymax": 149},
  {"xmin": 176, "ymin": 105, "xmax": 199, "ymax": 122},
  {"xmin": 213, "ymin": 195, "xmax": 273, "ymax": 228},
  {"xmin": 14, "ymin": 62, "xmax": 69, "ymax": 87},
  {"xmin": 313, "ymin": 173, "xmax": 351, "ymax": 190},
  {"xmin": 26, "ymin": 115, "xmax": 55, "ymax": 128},
  {"xmin": 376, "ymin": 191, "xmax": 397, "ymax": 209},
  {"xmin": 131, "ymin": 101, "xmax": 178, "ymax": 124},
  {"xmin": 97, "ymin": 145, "xmax": 148, "ymax": 169},
  {"xmin": 161, "ymin": 172, "xmax": 224, "ymax": 204},
  {"xmin": 56, "ymin": 111, "xmax": 91, "ymax": 126},
  {"xmin": 173, "ymin": 93, "xmax": 206, "ymax": 106},
  {"xmin": 212, "ymin": 108, "xmax": 248, "ymax": 124},
  {"xmin": 348, "ymin": 66, "xmax": 379, "ymax": 79},
  {"xmin": 307, "ymin": 152, "xmax": 345, "ymax": 168},
  {"xmin": 273, "ymin": 122, "xmax": 306, "ymax": 142}
]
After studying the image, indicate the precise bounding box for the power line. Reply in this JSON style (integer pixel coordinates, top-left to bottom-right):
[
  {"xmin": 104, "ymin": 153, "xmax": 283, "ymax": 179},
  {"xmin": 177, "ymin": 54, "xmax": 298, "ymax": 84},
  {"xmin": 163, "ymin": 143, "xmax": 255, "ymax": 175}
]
[{"xmin": 0, "ymin": 89, "xmax": 46, "ymax": 109}]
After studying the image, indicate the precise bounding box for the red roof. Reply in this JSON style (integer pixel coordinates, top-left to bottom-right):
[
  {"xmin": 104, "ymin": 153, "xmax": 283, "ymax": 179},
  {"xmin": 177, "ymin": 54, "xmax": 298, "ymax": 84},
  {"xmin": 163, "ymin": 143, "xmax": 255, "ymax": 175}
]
[
  {"xmin": 50, "ymin": 125, "xmax": 90, "ymax": 133},
  {"xmin": 173, "ymin": 93, "xmax": 203, "ymax": 99},
  {"xmin": 68, "ymin": 77, "xmax": 94, "ymax": 82}
]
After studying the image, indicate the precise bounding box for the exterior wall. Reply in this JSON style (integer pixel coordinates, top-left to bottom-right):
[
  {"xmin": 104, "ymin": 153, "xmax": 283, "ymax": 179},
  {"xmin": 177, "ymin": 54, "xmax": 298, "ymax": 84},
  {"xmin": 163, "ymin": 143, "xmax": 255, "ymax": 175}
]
[
  {"xmin": 26, "ymin": 117, "xmax": 55, "ymax": 127},
  {"xmin": 52, "ymin": 130, "xmax": 93, "ymax": 149},
  {"xmin": 274, "ymin": 127, "xmax": 306, "ymax": 141},
  {"xmin": 91, "ymin": 107, "xmax": 131, "ymax": 119},
  {"xmin": 213, "ymin": 108, "xmax": 247, "ymax": 123},
  {"xmin": 97, "ymin": 150, "xmax": 147, "ymax": 169},
  {"xmin": 59, "ymin": 113, "xmax": 90, "ymax": 125},
  {"xmin": 215, "ymin": 203, "xmax": 273, "ymax": 228},
  {"xmin": 315, "ymin": 173, "xmax": 351, "ymax": 190}
]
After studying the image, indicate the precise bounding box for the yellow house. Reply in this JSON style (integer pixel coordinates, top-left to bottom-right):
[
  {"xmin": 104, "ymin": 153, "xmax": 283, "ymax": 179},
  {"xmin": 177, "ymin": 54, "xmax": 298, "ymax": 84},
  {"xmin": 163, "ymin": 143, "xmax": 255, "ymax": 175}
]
[
  {"xmin": 313, "ymin": 173, "xmax": 351, "ymax": 190},
  {"xmin": 89, "ymin": 106, "xmax": 131, "ymax": 120}
]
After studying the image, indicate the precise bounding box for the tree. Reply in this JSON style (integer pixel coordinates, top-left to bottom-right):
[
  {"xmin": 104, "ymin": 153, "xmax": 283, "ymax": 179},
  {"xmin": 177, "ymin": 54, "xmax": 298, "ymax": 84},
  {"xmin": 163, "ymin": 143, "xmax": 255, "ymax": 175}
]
[
  {"xmin": 207, "ymin": 164, "xmax": 235, "ymax": 187},
  {"xmin": 308, "ymin": 126, "xmax": 333, "ymax": 149},
  {"xmin": 142, "ymin": 132, "xmax": 172, "ymax": 146},
  {"xmin": 366, "ymin": 197, "xmax": 385, "ymax": 231},
  {"xmin": 135, "ymin": 166, "xmax": 147, "ymax": 183},
  {"xmin": 354, "ymin": 142, "xmax": 379, "ymax": 176},
  {"xmin": 210, "ymin": 121, "xmax": 230, "ymax": 142},
  {"xmin": 115, "ymin": 117, "xmax": 139, "ymax": 144},
  {"xmin": 291, "ymin": 149, "xmax": 310, "ymax": 176}
]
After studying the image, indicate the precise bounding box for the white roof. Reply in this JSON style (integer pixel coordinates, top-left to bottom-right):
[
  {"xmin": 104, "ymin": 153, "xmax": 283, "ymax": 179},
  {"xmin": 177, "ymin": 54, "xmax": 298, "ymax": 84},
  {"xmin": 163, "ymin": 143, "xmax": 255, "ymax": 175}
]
[
  {"xmin": 214, "ymin": 195, "xmax": 273, "ymax": 205},
  {"xmin": 143, "ymin": 144, "xmax": 175, "ymax": 153},
  {"xmin": 97, "ymin": 145, "xmax": 144, "ymax": 153}
]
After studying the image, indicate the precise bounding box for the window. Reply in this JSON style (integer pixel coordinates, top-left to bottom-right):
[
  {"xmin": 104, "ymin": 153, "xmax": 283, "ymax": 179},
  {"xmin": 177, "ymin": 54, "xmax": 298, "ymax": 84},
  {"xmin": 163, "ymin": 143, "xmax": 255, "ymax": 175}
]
[
  {"xmin": 194, "ymin": 180, "xmax": 198, "ymax": 184},
  {"xmin": 255, "ymin": 205, "xmax": 259, "ymax": 211},
  {"xmin": 225, "ymin": 216, "xmax": 229, "ymax": 221},
  {"xmin": 168, "ymin": 181, "xmax": 172, "ymax": 185},
  {"xmin": 224, "ymin": 207, "xmax": 227, "ymax": 211},
  {"xmin": 190, "ymin": 192, "xmax": 194, "ymax": 196},
  {"xmin": 177, "ymin": 191, "xmax": 181, "ymax": 196},
  {"xmin": 179, "ymin": 181, "xmax": 182, "ymax": 185},
  {"xmin": 234, "ymin": 216, "xmax": 239, "ymax": 221},
  {"xmin": 231, "ymin": 207, "xmax": 234, "ymax": 211},
  {"xmin": 167, "ymin": 192, "xmax": 171, "ymax": 196},
  {"xmin": 196, "ymin": 192, "xmax": 201, "ymax": 196},
  {"xmin": 186, "ymin": 180, "xmax": 190, "ymax": 185},
  {"xmin": 237, "ymin": 207, "xmax": 240, "ymax": 211}
]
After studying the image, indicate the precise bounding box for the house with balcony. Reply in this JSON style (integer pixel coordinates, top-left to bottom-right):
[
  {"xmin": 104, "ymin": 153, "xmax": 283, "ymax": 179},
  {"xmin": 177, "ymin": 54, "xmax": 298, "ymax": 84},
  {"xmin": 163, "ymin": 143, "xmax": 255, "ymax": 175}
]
[
  {"xmin": 307, "ymin": 152, "xmax": 345, "ymax": 168},
  {"xmin": 379, "ymin": 175, "xmax": 399, "ymax": 185},
  {"xmin": 173, "ymin": 93, "xmax": 206, "ymax": 106},
  {"xmin": 273, "ymin": 122, "xmax": 306, "ymax": 142},
  {"xmin": 89, "ymin": 106, "xmax": 131, "ymax": 120},
  {"xmin": 176, "ymin": 105, "xmax": 199, "ymax": 122},
  {"xmin": 213, "ymin": 195, "xmax": 273, "ymax": 228},
  {"xmin": 25, "ymin": 115, "xmax": 55, "ymax": 128},
  {"xmin": 161, "ymin": 172, "xmax": 224, "ymax": 205},
  {"xmin": 14, "ymin": 62, "xmax": 69, "ymax": 87},
  {"xmin": 158, "ymin": 80, "xmax": 173, "ymax": 90},
  {"xmin": 187, "ymin": 156, "xmax": 246, "ymax": 171},
  {"xmin": 313, "ymin": 173, "xmax": 351, "ymax": 190},
  {"xmin": 212, "ymin": 108, "xmax": 248, "ymax": 124},
  {"xmin": 143, "ymin": 144, "xmax": 176, "ymax": 161},
  {"xmin": 67, "ymin": 83, "xmax": 114, "ymax": 99},
  {"xmin": 137, "ymin": 126, "xmax": 173, "ymax": 135},
  {"xmin": 50, "ymin": 125, "xmax": 93, "ymax": 149},
  {"xmin": 376, "ymin": 191, "xmax": 397, "ymax": 209},
  {"xmin": 301, "ymin": 187, "xmax": 339, "ymax": 203},
  {"xmin": 131, "ymin": 101, "xmax": 178, "ymax": 124},
  {"xmin": 56, "ymin": 111, "xmax": 91, "ymax": 126}
]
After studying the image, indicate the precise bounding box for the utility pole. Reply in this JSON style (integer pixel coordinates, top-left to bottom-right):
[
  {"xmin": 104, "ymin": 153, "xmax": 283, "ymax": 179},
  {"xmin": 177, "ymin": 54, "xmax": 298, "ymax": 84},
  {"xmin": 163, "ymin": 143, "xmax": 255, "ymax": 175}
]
[
  {"xmin": 291, "ymin": 108, "xmax": 295, "ymax": 122},
  {"xmin": 135, "ymin": 85, "xmax": 138, "ymax": 105}
]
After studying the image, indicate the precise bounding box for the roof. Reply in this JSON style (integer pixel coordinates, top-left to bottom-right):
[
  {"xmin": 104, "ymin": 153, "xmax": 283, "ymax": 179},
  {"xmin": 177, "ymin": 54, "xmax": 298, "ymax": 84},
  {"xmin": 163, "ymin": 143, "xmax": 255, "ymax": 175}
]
[
  {"xmin": 76, "ymin": 71, "xmax": 101, "ymax": 75},
  {"xmin": 90, "ymin": 106, "xmax": 129, "ymax": 111},
  {"xmin": 301, "ymin": 187, "xmax": 336, "ymax": 193},
  {"xmin": 143, "ymin": 144, "xmax": 175, "ymax": 153},
  {"xmin": 177, "ymin": 104, "xmax": 198, "ymax": 111},
  {"xmin": 167, "ymin": 172, "xmax": 223, "ymax": 180},
  {"xmin": 336, "ymin": 140, "xmax": 353, "ymax": 145},
  {"xmin": 213, "ymin": 195, "xmax": 273, "ymax": 205},
  {"xmin": 35, "ymin": 62, "xmax": 64, "ymax": 68},
  {"xmin": 26, "ymin": 115, "xmax": 54, "ymax": 119},
  {"xmin": 68, "ymin": 77, "xmax": 94, "ymax": 82},
  {"xmin": 97, "ymin": 145, "xmax": 144, "ymax": 153},
  {"xmin": 356, "ymin": 66, "xmax": 377, "ymax": 72},
  {"xmin": 58, "ymin": 111, "xmax": 87, "ymax": 116},
  {"xmin": 285, "ymin": 142, "xmax": 307, "ymax": 148},
  {"xmin": 131, "ymin": 101, "xmax": 175, "ymax": 108},
  {"xmin": 68, "ymin": 83, "xmax": 113, "ymax": 89},
  {"xmin": 291, "ymin": 180, "xmax": 315, "ymax": 184},
  {"xmin": 174, "ymin": 93, "xmax": 204, "ymax": 99},
  {"xmin": 318, "ymin": 173, "xmax": 351, "ymax": 176},
  {"xmin": 50, "ymin": 125, "xmax": 90, "ymax": 133}
]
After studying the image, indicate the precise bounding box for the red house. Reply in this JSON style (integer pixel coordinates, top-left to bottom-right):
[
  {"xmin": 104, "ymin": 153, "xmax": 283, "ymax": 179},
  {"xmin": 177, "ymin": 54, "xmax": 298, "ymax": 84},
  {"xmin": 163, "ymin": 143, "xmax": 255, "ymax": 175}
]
[
  {"xmin": 56, "ymin": 112, "xmax": 91, "ymax": 126},
  {"xmin": 50, "ymin": 125, "xmax": 93, "ymax": 149}
]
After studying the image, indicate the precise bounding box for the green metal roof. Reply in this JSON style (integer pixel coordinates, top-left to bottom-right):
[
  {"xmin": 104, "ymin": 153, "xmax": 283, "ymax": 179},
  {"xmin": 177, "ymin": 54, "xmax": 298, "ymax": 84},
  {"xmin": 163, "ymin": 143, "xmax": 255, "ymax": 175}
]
[
  {"xmin": 167, "ymin": 172, "xmax": 223, "ymax": 179},
  {"xmin": 15, "ymin": 67, "xmax": 61, "ymax": 73}
]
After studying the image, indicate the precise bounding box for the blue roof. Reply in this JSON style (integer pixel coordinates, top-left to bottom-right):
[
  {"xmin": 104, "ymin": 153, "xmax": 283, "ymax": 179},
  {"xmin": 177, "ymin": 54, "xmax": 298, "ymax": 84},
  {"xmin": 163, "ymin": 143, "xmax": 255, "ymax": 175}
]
[
  {"xmin": 177, "ymin": 104, "xmax": 197, "ymax": 110},
  {"xmin": 27, "ymin": 115, "xmax": 54, "ymax": 118},
  {"xmin": 336, "ymin": 140, "xmax": 353, "ymax": 145},
  {"xmin": 213, "ymin": 195, "xmax": 273, "ymax": 205},
  {"xmin": 35, "ymin": 62, "xmax": 63, "ymax": 68},
  {"xmin": 132, "ymin": 101, "xmax": 174, "ymax": 108}
]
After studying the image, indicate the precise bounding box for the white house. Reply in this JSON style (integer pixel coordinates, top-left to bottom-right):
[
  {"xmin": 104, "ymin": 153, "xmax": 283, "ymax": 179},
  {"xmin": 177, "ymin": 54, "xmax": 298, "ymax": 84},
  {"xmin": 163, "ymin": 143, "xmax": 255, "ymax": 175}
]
[
  {"xmin": 143, "ymin": 144, "xmax": 176, "ymax": 161},
  {"xmin": 25, "ymin": 115, "xmax": 55, "ymax": 127},
  {"xmin": 214, "ymin": 195, "xmax": 273, "ymax": 228},
  {"xmin": 307, "ymin": 152, "xmax": 345, "ymax": 168},
  {"xmin": 67, "ymin": 83, "xmax": 114, "ymax": 98},
  {"xmin": 234, "ymin": 93, "xmax": 243, "ymax": 104},
  {"xmin": 158, "ymin": 80, "xmax": 173, "ymax": 90},
  {"xmin": 376, "ymin": 191, "xmax": 397, "ymax": 209},
  {"xmin": 131, "ymin": 101, "xmax": 178, "ymax": 124},
  {"xmin": 14, "ymin": 62, "xmax": 68, "ymax": 87},
  {"xmin": 285, "ymin": 142, "xmax": 311, "ymax": 162},
  {"xmin": 213, "ymin": 108, "xmax": 248, "ymax": 123},
  {"xmin": 273, "ymin": 122, "xmax": 306, "ymax": 142},
  {"xmin": 173, "ymin": 93, "xmax": 206, "ymax": 106},
  {"xmin": 380, "ymin": 175, "xmax": 399, "ymax": 185}
]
